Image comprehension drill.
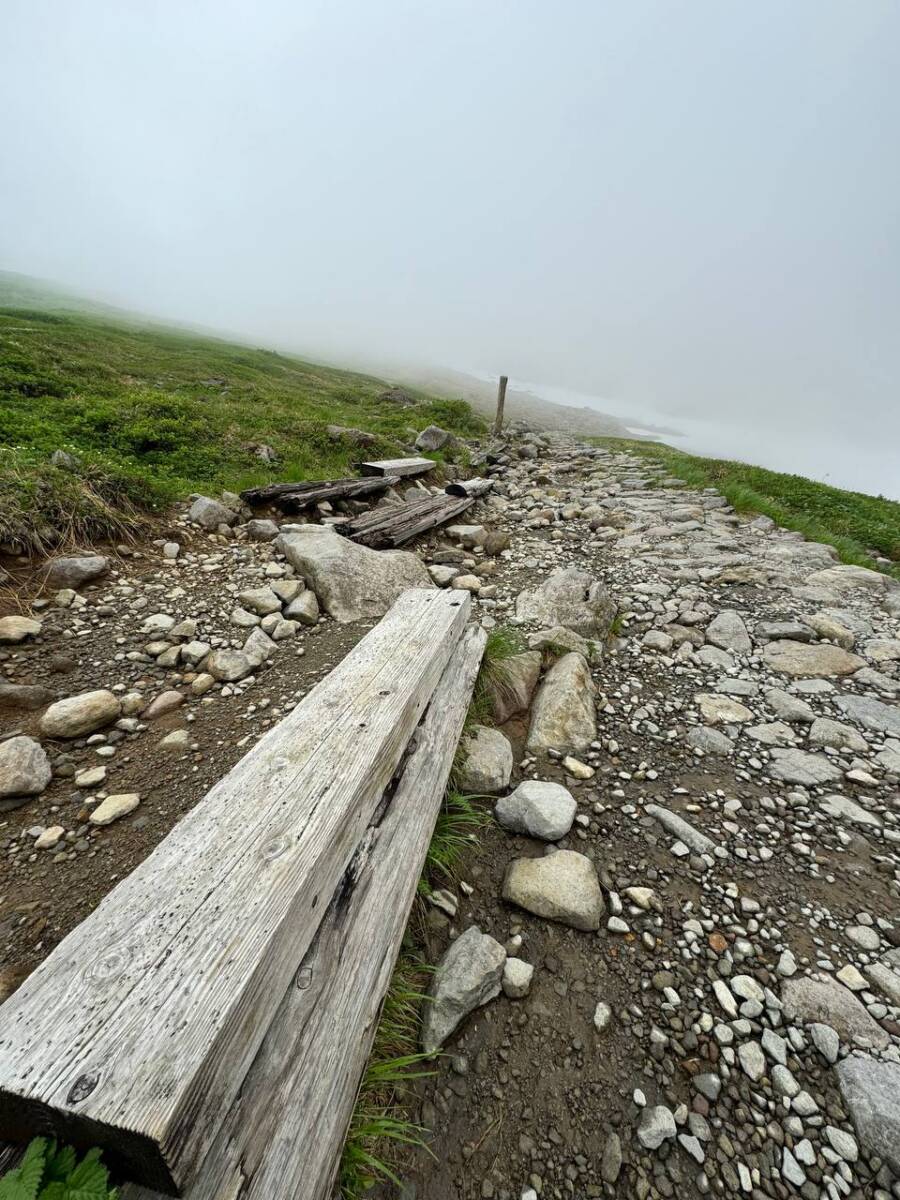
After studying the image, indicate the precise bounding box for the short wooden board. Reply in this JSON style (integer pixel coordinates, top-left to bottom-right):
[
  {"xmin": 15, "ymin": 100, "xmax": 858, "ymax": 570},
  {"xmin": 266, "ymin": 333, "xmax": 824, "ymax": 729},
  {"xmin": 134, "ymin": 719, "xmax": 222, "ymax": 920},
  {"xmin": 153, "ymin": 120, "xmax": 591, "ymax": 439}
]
[{"xmin": 357, "ymin": 457, "xmax": 435, "ymax": 477}]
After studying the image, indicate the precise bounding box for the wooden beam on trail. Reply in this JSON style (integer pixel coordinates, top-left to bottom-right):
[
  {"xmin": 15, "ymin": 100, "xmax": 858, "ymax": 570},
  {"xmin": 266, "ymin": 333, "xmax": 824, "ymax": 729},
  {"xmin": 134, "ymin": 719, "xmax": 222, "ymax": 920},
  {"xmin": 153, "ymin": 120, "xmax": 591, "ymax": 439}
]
[
  {"xmin": 445, "ymin": 476, "xmax": 494, "ymax": 498},
  {"xmin": 335, "ymin": 493, "xmax": 474, "ymax": 548},
  {"xmin": 0, "ymin": 590, "xmax": 471, "ymax": 1195},
  {"xmin": 239, "ymin": 475, "xmax": 399, "ymax": 510},
  {"xmin": 357, "ymin": 456, "xmax": 435, "ymax": 478},
  {"xmin": 121, "ymin": 625, "xmax": 487, "ymax": 1200}
]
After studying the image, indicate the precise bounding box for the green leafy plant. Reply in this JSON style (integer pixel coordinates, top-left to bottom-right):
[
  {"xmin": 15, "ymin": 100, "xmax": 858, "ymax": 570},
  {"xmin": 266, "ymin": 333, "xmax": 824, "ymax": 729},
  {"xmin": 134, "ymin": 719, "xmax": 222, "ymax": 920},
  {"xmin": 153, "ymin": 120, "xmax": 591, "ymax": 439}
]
[{"xmin": 0, "ymin": 1138, "xmax": 117, "ymax": 1200}]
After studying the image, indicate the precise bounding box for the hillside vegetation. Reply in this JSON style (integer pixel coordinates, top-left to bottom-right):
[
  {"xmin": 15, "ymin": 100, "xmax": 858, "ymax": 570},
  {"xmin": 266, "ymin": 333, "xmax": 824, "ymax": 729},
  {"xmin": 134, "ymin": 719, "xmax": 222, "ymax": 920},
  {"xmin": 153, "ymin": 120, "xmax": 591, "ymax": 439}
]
[
  {"xmin": 595, "ymin": 436, "xmax": 900, "ymax": 577},
  {"xmin": 0, "ymin": 294, "xmax": 484, "ymax": 552}
]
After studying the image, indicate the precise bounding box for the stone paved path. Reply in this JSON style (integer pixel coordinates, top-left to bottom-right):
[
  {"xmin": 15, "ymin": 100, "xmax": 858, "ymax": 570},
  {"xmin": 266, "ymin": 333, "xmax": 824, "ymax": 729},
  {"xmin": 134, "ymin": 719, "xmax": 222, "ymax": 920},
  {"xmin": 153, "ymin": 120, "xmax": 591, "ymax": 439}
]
[{"xmin": 401, "ymin": 434, "xmax": 900, "ymax": 1200}]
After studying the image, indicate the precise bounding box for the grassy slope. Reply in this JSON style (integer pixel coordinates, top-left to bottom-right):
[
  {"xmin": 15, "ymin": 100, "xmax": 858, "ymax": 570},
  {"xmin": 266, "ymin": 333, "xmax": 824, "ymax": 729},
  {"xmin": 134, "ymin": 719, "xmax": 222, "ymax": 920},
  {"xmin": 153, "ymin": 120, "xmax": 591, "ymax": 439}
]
[
  {"xmin": 0, "ymin": 302, "xmax": 484, "ymax": 551},
  {"xmin": 594, "ymin": 436, "xmax": 900, "ymax": 577}
]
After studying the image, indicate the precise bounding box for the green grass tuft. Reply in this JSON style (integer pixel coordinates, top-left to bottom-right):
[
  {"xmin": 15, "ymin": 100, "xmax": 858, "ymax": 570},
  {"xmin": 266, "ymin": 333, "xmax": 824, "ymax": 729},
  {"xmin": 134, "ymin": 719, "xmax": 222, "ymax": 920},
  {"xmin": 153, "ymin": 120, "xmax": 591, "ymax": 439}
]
[
  {"xmin": 593, "ymin": 436, "xmax": 900, "ymax": 577},
  {"xmin": 419, "ymin": 791, "xmax": 490, "ymax": 891},
  {"xmin": 465, "ymin": 625, "xmax": 526, "ymax": 730},
  {"xmin": 341, "ymin": 788, "xmax": 490, "ymax": 1197},
  {"xmin": 339, "ymin": 957, "xmax": 435, "ymax": 1199}
]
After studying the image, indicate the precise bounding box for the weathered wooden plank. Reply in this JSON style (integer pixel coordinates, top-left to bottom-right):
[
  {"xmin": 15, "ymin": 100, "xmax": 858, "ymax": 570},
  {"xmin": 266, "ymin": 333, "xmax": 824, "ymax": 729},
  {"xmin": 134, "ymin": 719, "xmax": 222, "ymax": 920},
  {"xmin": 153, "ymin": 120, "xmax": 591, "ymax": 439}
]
[
  {"xmin": 239, "ymin": 475, "xmax": 399, "ymax": 508},
  {"xmin": 358, "ymin": 457, "xmax": 435, "ymax": 478},
  {"xmin": 121, "ymin": 625, "xmax": 487, "ymax": 1200},
  {"xmin": 0, "ymin": 590, "xmax": 471, "ymax": 1195},
  {"xmin": 336, "ymin": 495, "xmax": 474, "ymax": 549},
  {"xmin": 332, "ymin": 493, "xmax": 439, "ymax": 538},
  {"xmin": 445, "ymin": 476, "xmax": 494, "ymax": 498}
]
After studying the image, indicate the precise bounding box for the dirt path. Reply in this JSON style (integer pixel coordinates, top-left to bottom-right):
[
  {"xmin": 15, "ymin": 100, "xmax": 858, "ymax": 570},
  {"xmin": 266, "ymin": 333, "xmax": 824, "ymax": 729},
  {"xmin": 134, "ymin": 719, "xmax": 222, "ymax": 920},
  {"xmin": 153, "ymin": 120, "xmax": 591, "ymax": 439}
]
[{"xmin": 1, "ymin": 432, "xmax": 899, "ymax": 1200}]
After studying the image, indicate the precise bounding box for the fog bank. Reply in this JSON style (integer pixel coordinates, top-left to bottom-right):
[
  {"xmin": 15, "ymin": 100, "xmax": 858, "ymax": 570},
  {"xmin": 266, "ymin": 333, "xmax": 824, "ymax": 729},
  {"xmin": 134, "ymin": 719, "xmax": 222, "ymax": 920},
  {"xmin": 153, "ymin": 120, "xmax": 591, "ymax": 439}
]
[{"xmin": 2, "ymin": 1, "xmax": 899, "ymax": 495}]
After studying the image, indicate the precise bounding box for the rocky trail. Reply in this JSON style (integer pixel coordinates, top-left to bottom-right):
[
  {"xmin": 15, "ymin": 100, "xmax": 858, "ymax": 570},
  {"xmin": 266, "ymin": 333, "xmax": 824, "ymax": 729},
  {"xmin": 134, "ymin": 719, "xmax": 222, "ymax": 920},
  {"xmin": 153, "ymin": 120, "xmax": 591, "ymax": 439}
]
[{"xmin": 1, "ymin": 431, "xmax": 899, "ymax": 1200}]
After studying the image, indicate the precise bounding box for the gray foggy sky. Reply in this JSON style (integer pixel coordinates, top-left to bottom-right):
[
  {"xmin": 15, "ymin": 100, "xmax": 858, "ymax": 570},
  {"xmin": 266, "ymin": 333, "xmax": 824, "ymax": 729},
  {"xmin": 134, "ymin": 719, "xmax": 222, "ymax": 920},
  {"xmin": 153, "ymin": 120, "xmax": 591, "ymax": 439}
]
[{"xmin": 3, "ymin": 1, "xmax": 900, "ymax": 452}]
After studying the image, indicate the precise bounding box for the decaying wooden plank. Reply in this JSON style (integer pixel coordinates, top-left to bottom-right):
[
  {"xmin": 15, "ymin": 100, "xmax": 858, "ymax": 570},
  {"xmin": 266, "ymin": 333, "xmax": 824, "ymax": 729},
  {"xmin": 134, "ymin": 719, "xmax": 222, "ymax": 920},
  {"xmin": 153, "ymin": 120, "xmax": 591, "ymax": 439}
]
[
  {"xmin": 445, "ymin": 476, "xmax": 494, "ymax": 498},
  {"xmin": 121, "ymin": 624, "xmax": 487, "ymax": 1200},
  {"xmin": 336, "ymin": 494, "xmax": 474, "ymax": 548},
  {"xmin": 0, "ymin": 590, "xmax": 471, "ymax": 1195},
  {"xmin": 239, "ymin": 475, "xmax": 399, "ymax": 509},
  {"xmin": 357, "ymin": 456, "xmax": 435, "ymax": 478}
]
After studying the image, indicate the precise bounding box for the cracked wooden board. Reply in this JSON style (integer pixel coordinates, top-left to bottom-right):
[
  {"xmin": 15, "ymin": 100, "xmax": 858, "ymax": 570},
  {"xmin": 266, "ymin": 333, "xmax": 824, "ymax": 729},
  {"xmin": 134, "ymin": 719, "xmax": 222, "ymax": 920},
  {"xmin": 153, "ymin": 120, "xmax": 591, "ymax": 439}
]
[
  {"xmin": 0, "ymin": 589, "xmax": 470, "ymax": 1195},
  {"xmin": 121, "ymin": 624, "xmax": 486, "ymax": 1200}
]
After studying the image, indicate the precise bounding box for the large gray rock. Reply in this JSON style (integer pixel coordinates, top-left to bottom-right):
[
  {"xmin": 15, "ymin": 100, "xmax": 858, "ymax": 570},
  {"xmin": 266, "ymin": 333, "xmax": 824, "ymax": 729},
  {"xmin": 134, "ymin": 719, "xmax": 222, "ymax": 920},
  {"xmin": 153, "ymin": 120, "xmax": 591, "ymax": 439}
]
[
  {"xmin": 0, "ymin": 683, "xmax": 53, "ymax": 711},
  {"xmin": 0, "ymin": 616, "xmax": 42, "ymax": 644},
  {"xmin": 502, "ymin": 850, "xmax": 605, "ymax": 931},
  {"xmin": 515, "ymin": 568, "xmax": 616, "ymax": 638},
  {"xmin": 189, "ymin": 496, "xmax": 238, "ymax": 529},
  {"xmin": 638, "ymin": 1105, "xmax": 677, "ymax": 1150},
  {"xmin": 276, "ymin": 526, "xmax": 433, "ymax": 622},
  {"xmin": 42, "ymin": 555, "xmax": 109, "ymax": 591},
  {"xmin": 863, "ymin": 962, "xmax": 900, "ymax": 1007},
  {"xmin": 421, "ymin": 926, "xmax": 505, "ymax": 1052},
  {"xmin": 244, "ymin": 518, "xmax": 280, "ymax": 541},
  {"xmin": 482, "ymin": 651, "xmax": 542, "ymax": 723},
  {"xmin": 0, "ymin": 737, "xmax": 52, "ymax": 801},
  {"xmin": 527, "ymin": 652, "xmax": 596, "ymax": 753},
  {"xmin": 284, "ymin": 590, "xmax": 320, "ymax": 625},
  {"xmin": 835, "ymin": 1054, "xmax": 900, "ymax": 1172},
  {"xmin": 761, "ymin": 640, "xmax": 865, "ymax": 678},
  {"xmin": 767, "ymin": 748, "xmax": 842, "ymax": 787},
  {"xmin": 834, "ymin": 694, "xmax": 900, "ymax": 738},
  {"xmin": 415, "ymin": 424, "xmax": 451, "ymax": 452},
  {"xmin": 39, "ymin": 689, "xmax": 121, "ymax": 738},
  {"xmin": 705, "ymin": 610, "xmax": 751, "ymax": 655},
  {"xmin": 495, "ymin": 780, "xmax": 576, "ymax": 841},
  {"xmin": 685, "ymin": 726, "xmax": 734, "ymax": 755},
  {"xmin": 238, "ymin": 586, "xmax": 282, "ymax": 616},
  {"xmin": 806, "ymin": 565, "xmax": 898, "ymax": 597},
  {"xmin": 204, "ymin": 649, "xmax": 254, "ymax": 682},
  {"xmin": 765, "ymin": 688, "xmax": 816, "ymax": 723},
  {"xmin": 808, "ymin": 717, "xmax": 868, "ymax": 753},
  {"xmin": 818, "ymin": 794, "xmax": 882, "ymax": 828},
  {"xmin": 456, "ymin": 725, "xmax": 513, "ymax": 793},
  {"xmin": 782, "ymin": 974, "xmax": 889, "ymax": 1049},
  {"xmin": 527, "ymin": 626, "xmax": 601, "ymax": 663}
]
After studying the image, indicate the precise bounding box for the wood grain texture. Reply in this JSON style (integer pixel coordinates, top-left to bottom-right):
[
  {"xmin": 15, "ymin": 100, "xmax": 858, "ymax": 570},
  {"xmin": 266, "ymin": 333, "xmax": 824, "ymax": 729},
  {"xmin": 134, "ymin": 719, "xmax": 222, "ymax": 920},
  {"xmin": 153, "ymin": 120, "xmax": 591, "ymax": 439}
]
[
  {"xmin": 120, "ymin": 625, "xmax": 487, "ymax": 1200},
  {"xmin": 357, "ymin": 457, "xmax": 435, "ymax": 477},
  {"xmin": 0, "ymin": 589, "xmax": 470, "ymax": 1195},
  {"xmin": 239, "ymin": 476, "xmax": 399, "ymax": 508},
  {"xmin": 336, "ymin": 495, "xmax": 474, "ymax": 548},
  {"xmin": 445, "ymin": 477, "xmax": 494, "ymax": 498}
]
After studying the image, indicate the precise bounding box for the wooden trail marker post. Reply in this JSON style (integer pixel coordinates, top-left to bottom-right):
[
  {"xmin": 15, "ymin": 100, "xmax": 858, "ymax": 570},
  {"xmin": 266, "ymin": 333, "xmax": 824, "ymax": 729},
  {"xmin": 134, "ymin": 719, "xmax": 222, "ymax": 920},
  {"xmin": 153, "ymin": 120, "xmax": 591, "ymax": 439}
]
[{"xmin": 493, "ymin": 374, "xmax": 508, "ymax": 436}]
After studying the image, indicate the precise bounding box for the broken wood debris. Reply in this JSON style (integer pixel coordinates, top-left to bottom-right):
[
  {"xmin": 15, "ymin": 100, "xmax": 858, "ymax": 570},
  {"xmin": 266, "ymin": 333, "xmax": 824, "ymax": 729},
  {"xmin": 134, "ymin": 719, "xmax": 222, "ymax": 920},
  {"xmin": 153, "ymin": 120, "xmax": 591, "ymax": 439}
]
[
  {"xmin": 445, "ymin": 476, "xmax": 494, "ymax": 498},
  {"xmin": 239, "ymin": 475, "xmax": 399, "ymax": 511},
  {"xmin": 335, "ymin": 493, "xmax": 474, "ymax": 548}
]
